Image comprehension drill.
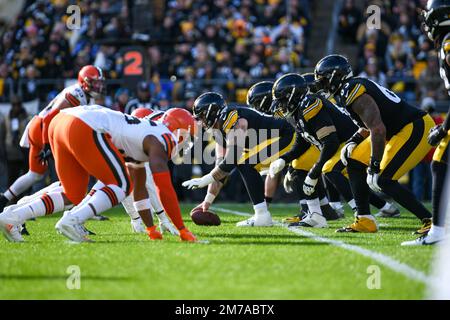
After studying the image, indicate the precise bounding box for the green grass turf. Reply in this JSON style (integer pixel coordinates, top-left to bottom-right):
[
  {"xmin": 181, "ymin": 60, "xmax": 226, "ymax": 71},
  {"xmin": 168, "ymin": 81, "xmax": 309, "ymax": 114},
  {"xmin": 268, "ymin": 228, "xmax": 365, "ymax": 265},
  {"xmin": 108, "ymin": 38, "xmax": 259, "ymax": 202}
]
[{"xmin": 0, "ymin": 203, "xmax": 435, "ymax": 300}]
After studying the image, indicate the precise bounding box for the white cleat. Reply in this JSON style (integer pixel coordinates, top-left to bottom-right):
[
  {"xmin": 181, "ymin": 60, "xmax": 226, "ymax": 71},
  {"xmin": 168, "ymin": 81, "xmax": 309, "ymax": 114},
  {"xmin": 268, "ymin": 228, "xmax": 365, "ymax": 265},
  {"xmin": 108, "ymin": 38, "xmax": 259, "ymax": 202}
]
[
  {"xmin": 401, "ymin": 234, "xmax": 443, "ymax": 246},
  {"xmin": 131, "ymin": 217, "xmax": 146, "ymax": 233},
  {"xmin": 55, "ymin": 214, "xmax": 92, "ymax": 243},
  {"xmin": 236, "ymin": 215, "xmax": 274, "ymax": 227},
  {"xmin": 375, "ymin": 202, "xmax": 400, "ymax": 218},
  {"xmin": 157, "ymin": 212, "xmax": 179, "ymax": 235},
  {"xmin": 0, "ymin": 209, "xmax": 24, "ymax": 242},
  {"xmin": 292, "ymin": 212, "xmax": 327, "ymax": 228}
]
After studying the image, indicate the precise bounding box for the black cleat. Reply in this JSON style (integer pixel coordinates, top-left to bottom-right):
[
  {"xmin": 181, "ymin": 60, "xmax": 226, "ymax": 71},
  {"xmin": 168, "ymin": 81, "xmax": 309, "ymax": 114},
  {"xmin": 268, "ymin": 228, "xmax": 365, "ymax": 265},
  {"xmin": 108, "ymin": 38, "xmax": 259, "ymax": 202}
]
[{"xmin": 321, "ymin": 204, "xmax": 342, "ymax": 221}]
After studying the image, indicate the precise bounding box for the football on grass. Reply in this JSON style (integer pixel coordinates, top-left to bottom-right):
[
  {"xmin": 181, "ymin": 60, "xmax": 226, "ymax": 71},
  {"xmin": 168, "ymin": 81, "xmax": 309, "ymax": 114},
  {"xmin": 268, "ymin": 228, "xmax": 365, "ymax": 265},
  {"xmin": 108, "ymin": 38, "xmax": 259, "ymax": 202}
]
[{"xmin": 190, "ymin": 206, "xmax": 221, "ymax": 226}]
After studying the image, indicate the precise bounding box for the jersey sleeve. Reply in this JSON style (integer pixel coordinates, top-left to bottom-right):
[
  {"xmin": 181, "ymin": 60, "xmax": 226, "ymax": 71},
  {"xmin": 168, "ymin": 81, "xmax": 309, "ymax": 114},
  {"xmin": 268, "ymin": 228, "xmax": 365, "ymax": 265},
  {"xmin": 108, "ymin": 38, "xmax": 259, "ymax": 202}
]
[
  {"xmin": 302, "ymin": 97, "xmax": 336, "ymax": 141},
  {"xmin": 340, "ymin": 79, "xmax": 367, "ymax": 107},
  {"xmin": 221, "ymin": 109, "xmax": 239, "ymax": 134}
]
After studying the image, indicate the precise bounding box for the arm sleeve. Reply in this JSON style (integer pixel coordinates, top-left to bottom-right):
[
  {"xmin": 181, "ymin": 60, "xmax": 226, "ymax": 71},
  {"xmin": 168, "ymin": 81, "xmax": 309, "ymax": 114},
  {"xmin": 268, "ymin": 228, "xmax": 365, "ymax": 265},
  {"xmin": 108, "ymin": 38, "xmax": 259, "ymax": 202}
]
[{"xmin": 281, "ymin": 133, "xmax": 311, "ymax": 163}]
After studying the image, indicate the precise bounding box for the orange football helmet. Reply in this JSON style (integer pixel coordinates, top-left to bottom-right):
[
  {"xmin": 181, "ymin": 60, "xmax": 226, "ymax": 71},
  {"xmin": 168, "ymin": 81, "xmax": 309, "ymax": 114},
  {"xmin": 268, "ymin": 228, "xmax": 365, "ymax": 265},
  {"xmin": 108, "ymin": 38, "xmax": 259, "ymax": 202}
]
[
  {"xmin": 78, "ymin": 65, "xmax": 105, "ymax": 98},
  {"xmin": 131, "ymin": 107, "xmax": 154, "ymax": 118}
]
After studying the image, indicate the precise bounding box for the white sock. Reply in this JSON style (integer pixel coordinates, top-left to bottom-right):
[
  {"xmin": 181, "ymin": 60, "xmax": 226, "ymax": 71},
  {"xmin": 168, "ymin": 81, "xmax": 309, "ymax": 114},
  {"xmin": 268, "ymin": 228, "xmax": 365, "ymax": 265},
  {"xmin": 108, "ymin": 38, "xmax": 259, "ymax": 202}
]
[
  {"xmin": 70, "ymin": 185, "xmax": 126, "ymax": 223},
  {"xmin": 121, "ymin": 194, "xmax": 140, "ymax": 220},
  {"xmin": 380, "ymin": 202, "xmax": 396, "ymax": 212},
  {"xmin": 319, "ymin": 197, "xmax": 329, "ymax": 206},
  {"xmin": 306, "ymin": 198, "xmax": 322, "ymax": 215},
  {"xmin": 145, "ymin": 164, "xmax": 164, "ymax": 213},
  {"xmin": 330, "ymin": 202, "xmax": 343, "ymax": 210},
  {"xmin": 14, "ymin": 192, "xmax": 65, "ymax": 223},
  {"xmin": 348, "ymin": 199, "xmax": 357, "ymax": 211},
  {"xmin": 428, "ymin": 225, "xmax": 445, "ymax": 239},
  {"xmin": 17, "ymin": 181, "xmax": 62, "ymax": 205},
  {"xmin": 253, "ymin": 201, "xmax": 270, "ymax": 217},
  {"xmin": 3, "ymin": 171, "xmax": 43, "ymax": 200}
]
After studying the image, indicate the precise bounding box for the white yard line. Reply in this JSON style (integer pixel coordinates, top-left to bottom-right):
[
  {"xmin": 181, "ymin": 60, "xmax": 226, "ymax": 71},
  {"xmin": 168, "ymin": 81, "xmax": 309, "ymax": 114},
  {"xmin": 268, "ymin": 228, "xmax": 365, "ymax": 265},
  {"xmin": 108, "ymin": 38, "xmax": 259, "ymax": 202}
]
[{"xmin": 212, "ymin": 206, "xmax": 431, "ymax": 285}]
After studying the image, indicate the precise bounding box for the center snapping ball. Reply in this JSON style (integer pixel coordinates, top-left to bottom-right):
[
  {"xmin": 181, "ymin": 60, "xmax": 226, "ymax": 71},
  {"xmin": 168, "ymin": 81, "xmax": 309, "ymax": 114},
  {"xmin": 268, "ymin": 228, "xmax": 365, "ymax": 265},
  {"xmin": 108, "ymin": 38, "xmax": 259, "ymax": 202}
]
[{"xmin": 190, "ymin": 206, "xmax": 221, "ymax": 226}]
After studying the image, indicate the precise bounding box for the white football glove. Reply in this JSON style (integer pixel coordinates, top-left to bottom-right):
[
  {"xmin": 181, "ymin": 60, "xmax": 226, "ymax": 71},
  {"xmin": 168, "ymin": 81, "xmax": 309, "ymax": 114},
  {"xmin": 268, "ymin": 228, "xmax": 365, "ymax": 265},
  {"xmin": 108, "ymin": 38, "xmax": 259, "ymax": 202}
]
[
  {"xmin": 366, "ymin": 172, "xmax": 382, "ymax": 193},
  {"xmin": 303, "ymin": 176, "xmax": 318, "ymax": 196},
  {"xmin": 283, "ymin": 171, "xmax": 294, "ymax": 194},
  {"xmin": 340, "ymin": 141, "xmax": 357, "ymax": 166},
  {"xmin": 182, "ymin": 173, "xmax": 215, "ymax": 189},
  {"xmin": 269, "ymin": 158, "xmax": 286, "ymax": 178},
  {"xmin": 157, "ymin": 212, "xmax": 179, "ymax": 236}
]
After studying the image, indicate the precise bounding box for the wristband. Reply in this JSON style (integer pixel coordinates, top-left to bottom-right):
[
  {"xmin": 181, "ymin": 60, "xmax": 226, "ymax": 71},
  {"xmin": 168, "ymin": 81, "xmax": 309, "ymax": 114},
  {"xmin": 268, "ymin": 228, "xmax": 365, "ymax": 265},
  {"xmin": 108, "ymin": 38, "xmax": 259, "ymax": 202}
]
[
  {"xmin": 204, "ymin": 192, "xmax": 216, "ymax": 204},
  {"xmin": 369, "ymin": 157, "xmax": 381, "ymax": 173},
  {"xmin": 133, "ymin": 198, "xmax": 152, "ymax": 212}
]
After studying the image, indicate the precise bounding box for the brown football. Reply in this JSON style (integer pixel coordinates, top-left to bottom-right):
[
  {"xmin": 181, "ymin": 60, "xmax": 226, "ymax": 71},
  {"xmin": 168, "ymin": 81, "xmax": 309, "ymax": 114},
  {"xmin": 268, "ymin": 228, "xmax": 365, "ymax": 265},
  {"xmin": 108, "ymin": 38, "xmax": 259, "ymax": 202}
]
[{"xmin": 190, "ymin": 206, "xmax": 221, "ymax": 226}]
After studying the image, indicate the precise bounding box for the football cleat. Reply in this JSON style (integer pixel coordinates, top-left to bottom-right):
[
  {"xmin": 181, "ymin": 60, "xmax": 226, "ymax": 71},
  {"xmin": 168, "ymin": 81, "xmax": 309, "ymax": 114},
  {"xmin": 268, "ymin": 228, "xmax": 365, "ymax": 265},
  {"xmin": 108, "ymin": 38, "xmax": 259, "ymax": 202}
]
[
  {"xmin": 80, "ymin": 224, "xmax": 96, "ymax": 236},
  {"xmin": 179, "ymin": 228, "xmax": 197, "ymax": 242},
  {"xmin": 321, "ymin": 204, "xmax": 343, "ymax": 221},
  {"xmin": 401, "ymin": 234, "xmax": 442, "ymax": 246},
  {"xmin": 131, "ymin": 217, "xmax": 146, "ymax": 233},
  {"xmin": 282, "ymin": 211, "xmax": 307, "ymax": 224},
  {"xmin": 375, "ymin": 203, "xmax": 400, "ymax": 218},
  {"xmin": 0, "ymin": 222, "xmax": 24, "ymax": 242},
  {"xmin": 157, "ymin": 212, "xmax": 180, "ymax": 235},
  {"xmin": 336, "ymin": 215, "xmax": 378, "ymax": 233},
  {"xmin": 55, "ymin": 214, "xmax": 92, "ymax": 242},
  {"xmin": 290, "ymin": 212, "xmax": 327, "ymax": 228},
  {"xmin": 21, "ymin": 223, "xmax": 30, "ymax": 235},
  {"xmin": 146, "ymin": 225, "xmax": 163, "ymax": 240},
  {"xmin": 236, "ymin": 214, "xmax": 273, "ymax": 227},
  {"xmin": 414, "ymin": 218, "xmax": 432, "ymax": 235}
]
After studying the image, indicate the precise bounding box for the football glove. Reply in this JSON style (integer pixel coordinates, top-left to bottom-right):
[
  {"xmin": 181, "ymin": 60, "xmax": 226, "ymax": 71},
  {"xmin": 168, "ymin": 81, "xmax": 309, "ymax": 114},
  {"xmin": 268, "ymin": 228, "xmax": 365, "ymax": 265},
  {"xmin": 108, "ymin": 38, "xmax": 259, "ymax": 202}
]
[
  {"xmin": 367, "ymin": 158, "xmax": 382, "ymax": 193},
  {"xmin": 283, "ymin": 171, "xmax": 294, "ymax": 194},
  {"xmin": 269, "ymin": 158, "xmax": 286, "ymax": 178},
  {"xmin": 303, "ymin": 175, "xmax": 318, "ymax": 196},
  {"xmin": 340, "ymin": 132, "xmax": 365, "ymax": 166},
  {"xmin": 37, "ymin": 143, "xmax": 52, "ymax": 166},
  {"xmin": 428, "ymin": 125, "xmax": 447, "ymax": 146},
  {"xmin": 182, "ymin": 173, "xmax": 215, "ymax": 189}
]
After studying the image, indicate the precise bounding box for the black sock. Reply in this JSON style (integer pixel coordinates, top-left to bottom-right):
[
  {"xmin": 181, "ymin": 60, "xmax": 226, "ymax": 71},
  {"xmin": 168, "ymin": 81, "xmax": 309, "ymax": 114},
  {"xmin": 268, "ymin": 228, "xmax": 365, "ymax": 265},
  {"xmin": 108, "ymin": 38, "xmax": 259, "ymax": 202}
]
[
  {"xmin": 431, "ymin": 161, "xmax": 447, "ymax": 226},
  {"xmin": 237, "ymin": 165, "xmax": 265, "ymax": 205},
  {"xmin": 378, "ymin": 178, "xmax": 431, "ymax": 221},
  {"xmin": 317, "ymin": 177, "xmax": 327, "ymax": 200},
  {"xmin": 265, "ymin": 197, "xmax": 273, "ymax": 204},
  {"xmin": 368, "ymin": 192, "xmax": 386, "ymax": 209},
  {"xmin": 323, "ymin": 175, "xmax": 341, "ymax": 202},
  {"xmin": 346, "ymin": 159, "xmax": 371, "ymax": 215},
  {"xmin": 292, "ymin": 169, "xmax": 307, "ymax": 200},
  {"xmin": 324, "ymin": 172, "xmax": 353, "ymax": 202}
]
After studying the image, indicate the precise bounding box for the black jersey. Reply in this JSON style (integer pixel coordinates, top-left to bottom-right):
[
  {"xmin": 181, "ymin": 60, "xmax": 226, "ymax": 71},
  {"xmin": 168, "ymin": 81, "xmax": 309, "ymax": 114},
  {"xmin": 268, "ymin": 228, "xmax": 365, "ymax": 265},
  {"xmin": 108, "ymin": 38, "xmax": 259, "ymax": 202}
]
[
  {"xmin": 214, "ymin": 106, "xmax": 294, "ymax": 148},
  {"xmin": 335, "ymin": 77, "xmax": 426, "ymax": 138},
  {"xmin": 293, "ymin": 94, "xmax": 358, "ymax": 148},
  {"xmin": 439, "ymin": 33, "xmax": 450, "ymax": 95}
]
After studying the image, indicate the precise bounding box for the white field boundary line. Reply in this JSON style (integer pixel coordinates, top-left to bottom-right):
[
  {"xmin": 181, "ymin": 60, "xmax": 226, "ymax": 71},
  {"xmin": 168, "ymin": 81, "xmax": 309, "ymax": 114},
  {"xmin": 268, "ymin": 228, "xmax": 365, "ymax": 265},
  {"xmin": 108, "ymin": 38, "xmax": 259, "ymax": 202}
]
[{"xmin": 212, "ymin": 206, "xmax": 431, "ymax": 285}]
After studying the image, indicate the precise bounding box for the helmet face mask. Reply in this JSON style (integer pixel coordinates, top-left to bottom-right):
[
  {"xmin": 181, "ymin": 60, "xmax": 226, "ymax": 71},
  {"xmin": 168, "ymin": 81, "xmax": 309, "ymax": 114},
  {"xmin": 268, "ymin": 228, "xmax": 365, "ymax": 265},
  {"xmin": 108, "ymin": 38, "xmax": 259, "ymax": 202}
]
[
  {"xmin": 78, "ymin": 65, "xmax": 106, "ymax": 99},
  {"xmin": 422, "ymin": 0, "xmax": 450, "ymax": 42},
  {"xmin": 271, "ymin": 73, "xmax": 309, "ymax": 118},
  {"xmin": 315, "ymin": 55, "xmax": 353, "ymax": 96},
  {"xmin": 247, "ymin": 81, "xmax": 274, "ymax": 114},
  {"xmin": 193, "ymin": 92, "xmax": 226, "ymax": 129}
]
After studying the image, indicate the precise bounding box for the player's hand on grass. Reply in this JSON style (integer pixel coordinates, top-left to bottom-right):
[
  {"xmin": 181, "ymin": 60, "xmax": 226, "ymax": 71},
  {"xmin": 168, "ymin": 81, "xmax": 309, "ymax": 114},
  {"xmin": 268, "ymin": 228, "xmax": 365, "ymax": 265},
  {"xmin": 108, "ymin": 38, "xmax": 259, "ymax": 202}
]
[
  {"xmin": 269, "ymin": 158, "xmax": 286, "ymax": 178},
  {"xmin": 428, "ymin": 125, "xmax": 447, "ymax": 146},
  {"xmin": 37, "ymin": 143, "xmax": 52, "ymax": 166},
  {"xmin": 182, "ymin": 174, "xmax": 215, "ymax": 189}
]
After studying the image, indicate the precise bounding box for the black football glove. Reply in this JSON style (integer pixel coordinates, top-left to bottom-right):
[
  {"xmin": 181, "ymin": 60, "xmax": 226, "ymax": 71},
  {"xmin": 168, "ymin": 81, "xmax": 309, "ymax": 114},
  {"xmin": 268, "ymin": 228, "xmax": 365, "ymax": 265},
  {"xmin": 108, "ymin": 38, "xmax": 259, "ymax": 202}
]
[
  {"xmin": 37, "ymin": 143, "xmax": 52, "ymax": 166},
  {"xmin": 428, "ymin": 125, "xmax": 447, "ymax": 146}
]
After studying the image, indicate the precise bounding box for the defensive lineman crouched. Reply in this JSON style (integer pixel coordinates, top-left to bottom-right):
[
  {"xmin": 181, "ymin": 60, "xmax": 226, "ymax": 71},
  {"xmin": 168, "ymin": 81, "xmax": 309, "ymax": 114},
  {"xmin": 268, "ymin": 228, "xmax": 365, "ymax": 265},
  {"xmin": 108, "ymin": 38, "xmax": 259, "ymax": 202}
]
[{"xmin": 0, "ymin": 106, "xmax": 196, "ymax": 242}]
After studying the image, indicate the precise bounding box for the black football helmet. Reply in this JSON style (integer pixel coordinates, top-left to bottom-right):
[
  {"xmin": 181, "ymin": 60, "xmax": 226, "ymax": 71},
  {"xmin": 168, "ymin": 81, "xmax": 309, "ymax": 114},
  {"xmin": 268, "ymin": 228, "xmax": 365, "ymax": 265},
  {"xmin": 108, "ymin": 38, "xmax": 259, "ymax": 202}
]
[
  {"xmin": 314, "ymin": 54, "xmax": 353, "ymax": 95},
  {"xmin": 271, "ymin": 73, "xmax": 309, "ymax": 118},
  {"xmin": 247, "ymin": 81, "xmax": 274, "ymax": 114},
  {"xmin": 193, "ymin": 92, "xmax": 226, "ymax": 128},
  {"xmin": 422, "ymin": 0, "xmax": 450, "ymax": 42},
  {"xmin": 302, "ymin": 72, "xmax": 323, "ymax": 93}
]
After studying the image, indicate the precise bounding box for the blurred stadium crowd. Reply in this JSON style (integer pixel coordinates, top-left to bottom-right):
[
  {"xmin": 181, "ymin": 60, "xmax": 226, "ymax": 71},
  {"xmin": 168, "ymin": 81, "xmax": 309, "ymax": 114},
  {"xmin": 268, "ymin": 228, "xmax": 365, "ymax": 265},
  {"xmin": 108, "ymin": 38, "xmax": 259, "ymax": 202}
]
[{"xmin": 0, "ymin": 0, "xmax": 446, "ymax": 203}]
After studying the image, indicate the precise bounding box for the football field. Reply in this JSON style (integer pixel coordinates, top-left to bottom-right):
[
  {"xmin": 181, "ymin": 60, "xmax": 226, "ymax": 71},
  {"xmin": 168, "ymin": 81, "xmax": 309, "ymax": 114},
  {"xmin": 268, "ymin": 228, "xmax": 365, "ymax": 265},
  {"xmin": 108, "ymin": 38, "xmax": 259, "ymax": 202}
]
[{"xmin": 0, "ymin": 203, "xmax": 435, "ymax": 300}]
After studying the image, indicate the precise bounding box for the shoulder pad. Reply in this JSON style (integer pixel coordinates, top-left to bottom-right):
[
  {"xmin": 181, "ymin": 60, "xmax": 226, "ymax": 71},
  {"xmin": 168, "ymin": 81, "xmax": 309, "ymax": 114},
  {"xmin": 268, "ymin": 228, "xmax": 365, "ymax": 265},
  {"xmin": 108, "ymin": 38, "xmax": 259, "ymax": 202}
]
[
  {"xmin": 220, "ymin": 107, "xmax": 239, "ymax": 133},
  {"xmin": 443, "ymin": 33, "xmax": 450, "ymax": 54},
  {"xmin": 301, "ymin": 95, "xmax": 323, "ymax": 121},
  {"xmin": 340, "ymin": 78, "xmax": 366, "ymax": 107},
  {"xmin": 69, "ymin": 85, "xmax": 88, "ymax": 105}
]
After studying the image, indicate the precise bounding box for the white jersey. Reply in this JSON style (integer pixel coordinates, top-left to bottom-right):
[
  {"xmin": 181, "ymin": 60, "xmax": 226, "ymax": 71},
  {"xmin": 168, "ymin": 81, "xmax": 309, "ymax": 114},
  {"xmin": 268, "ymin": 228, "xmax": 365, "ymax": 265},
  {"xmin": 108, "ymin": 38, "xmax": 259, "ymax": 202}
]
[
  {"xmin": 62, "ymin": 105, "xmax": 177, "ymax": 162},
  {"xmin": 20, "ymin": 84, "xmax": 91, "ymax": 148},
  {"xmin": 39, "ymin": 83, "xmax": 90, "ymax": 118}
]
